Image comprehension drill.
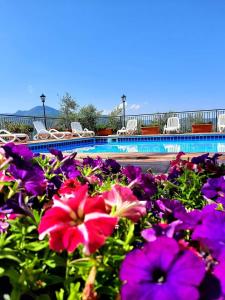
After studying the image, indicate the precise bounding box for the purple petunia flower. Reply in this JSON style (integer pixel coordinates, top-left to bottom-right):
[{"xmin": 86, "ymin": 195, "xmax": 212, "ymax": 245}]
[
  {"xmin": 104, "ymin": 159, "xmax": 121, "ymax": 173},
  {"xmin": 0, "ymin": 192, "xmax": 34, "ymax": 218},
  {"xmin": 127, "ymin": 172, "xmax": 157, "ymax": 201},
  {"xmin": 120, "ymin": 237, "xmax": 205, "ymax": 300},
  {"xmin": 49, "ymin": 148, "xmax": 64, "ymax": 160},
  {"xmin": 9, "ymin": 164, "xmax": 46, "ymax": 196},
  {"xmin": 83, "ymin": 156, "xmax": 103, "ymax": 169},
  {"xmin": 213, "ymin": 250, "xmax": 225, "ymax": 298},
  {"xmin": 141, "ymin": 220, "xmax": 182, "ymax": 241},
  {"xmin": 2, "ymin": 143, "xmax": 33, "ymax": 161},
  {"xmin": 191, "ymin": 153, "xmax": 210, "ymax": 165},
  {"xmin": 201, "ymin": 176, "xmax": 225, "ymax": 205},
  {"xmin": 154, "ymin": 199, "xmax": 187, "ymax": 221},
  {"xmin": 192, "ymin": 204, "xmax": 225, "ymax": 258},
  {"xmin": 122, "ymin": 165, "xmax": 142, "ymax": 182}
]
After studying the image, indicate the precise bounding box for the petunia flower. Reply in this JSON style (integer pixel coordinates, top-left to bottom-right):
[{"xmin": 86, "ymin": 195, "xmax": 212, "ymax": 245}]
[
  {"xmin": 0, "ymin": 213, "xmax": 9, "ymax": 233},
  {"xmin": 122, "ymin": 165, "xmax": 142, "ymax": 182},
  {"xmin": 38, "ymin": 182, "xmax": 118, "ymax": 254},
  {"xmin": 120, "ymin": 237, "xmax": 205, "ymax": 300},
  {"xmin": 58, "ymin": 178, "xmax": 82, "ymax": 195},
  {"xmin": 103, "ymin": 184, "xmax": 146, "ymax": 222},
  {"xmin": 141, "ymin": 220, "xmax": 182, "ymax": 242},
  {"xmin": 201, "ymin": 176, "xmax": 225, "ymax": 205},
  {"xmin": 104, "ymin": 159, "xmax": 121, "ymax": 174},
  {"xmin": 213, "ymin": 250, "xmax": 225, "ymax": 298},
  {"xmin": 192, "ymin": 204, "xmax": 225, "ymax": 258},
  {"xmin": 154, "ymin": 198, "xmax": 187, "ymax": 222},
  {"xmin": 9, "ymin": 164, "xmax": 46, "ymax": 196},
  {"xmin": 2, "ymin": 142, "xmax": 33, "ymax": 161}
]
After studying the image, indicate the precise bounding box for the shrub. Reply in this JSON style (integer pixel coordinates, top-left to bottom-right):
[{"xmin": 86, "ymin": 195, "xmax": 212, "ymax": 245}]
[{"xmin": 4, "ymin": 122, "xmax": 33, "ymax": 134}]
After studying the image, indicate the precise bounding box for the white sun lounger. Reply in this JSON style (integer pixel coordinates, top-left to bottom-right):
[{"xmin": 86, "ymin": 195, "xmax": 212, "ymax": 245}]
[
  {"xmin": 163, "ymin": 117, "xmax": 180, "ymax": 134},
  {"xmin": 218, "ymin": 114, "xmax": 225, "ymax": 133},
  {"xmin": 71, "ymin": 122, "xmax": 95, "ymax": 137},
  {"xmin": 0, "ymin": 129, "xmax": 29, "ymax": 143},
  {"xmin": 117, "ymin": 119, "xmax": 138, "ymax": 135},
  {"xmin": 33, "ymin": 121, "xmax": 72, "ymax": 140}
]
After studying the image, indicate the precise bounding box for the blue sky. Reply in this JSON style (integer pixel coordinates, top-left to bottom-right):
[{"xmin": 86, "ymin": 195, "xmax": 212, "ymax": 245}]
[{"xmin": 0, "ymin": 0, "xmax": 225, "ymax": 115}]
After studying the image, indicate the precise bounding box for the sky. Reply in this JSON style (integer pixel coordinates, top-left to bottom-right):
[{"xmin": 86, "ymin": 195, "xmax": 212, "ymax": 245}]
[{"xmin": 0, "ymin": 0, "xmax": 225, "ymax": 115}]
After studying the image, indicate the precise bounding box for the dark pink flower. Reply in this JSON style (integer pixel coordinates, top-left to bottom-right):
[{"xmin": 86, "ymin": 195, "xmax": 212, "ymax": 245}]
[
  {"xmin": 38, "ymin": 183, "xmax": 118, "ymax": 254},
  {"xmin": 58, "ymin": 178, "xmax": 82, "ymax": 194},
  {"xmin": 103, "ymin": 184, "xmax": 146, "ymax": 222}
]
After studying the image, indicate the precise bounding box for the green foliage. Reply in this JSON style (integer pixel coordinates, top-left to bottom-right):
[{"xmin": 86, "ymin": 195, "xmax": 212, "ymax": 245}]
[
  {"xmin": 4, "ymin": 122, "xmax": 33, "ymax": 134},
  {"xmin": 106, "ymin": 106, "xmax": 122, "ymax": 132},
  {"xmin": 77, "ymin": 104, "xmax": 102, "ymax": 132},
  {"xmin": 96, "ymin": 123, "xmax": 110, "ymax": 130},
  {"xmin": 160, "ymin": 169, "xmax": 207, "ymax": 209},
  {"xmin": 59, "ymin": 93, "xmax": 79, "ymax": 129}
]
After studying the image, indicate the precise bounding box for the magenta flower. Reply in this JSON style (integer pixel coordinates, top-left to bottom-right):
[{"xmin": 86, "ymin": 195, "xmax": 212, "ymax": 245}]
[
  {"xmin": 201, "ymin": 176, "xmax": 225, "ymax": 205},
  {"xmin": 0, "ymin": 213, "xmax": 9, "ymax": 233},
  {"xmin": 38, "ymin": 182, "xmax": 118, "ymax": 254},
  {"xmin": 141, "ymin": 220, "xmax": 182, "ymax": 242},
  {"xmin": 3, "ymin": 142, "xmax": 33, "ymax": 161},
  {"xmin": 103, "ymin": 184, "xmax": 146, "ymax": 222},
  {"xmin": 213, "ymin": 250, "xmax": 225, "ymax": 298},
  {"xmin": 192, "ymin": 204, "xmax": 225, "ymax": 258},
  {"xmin": 120, "ymin": 237, "xmax": 205, "ymax": 300}
]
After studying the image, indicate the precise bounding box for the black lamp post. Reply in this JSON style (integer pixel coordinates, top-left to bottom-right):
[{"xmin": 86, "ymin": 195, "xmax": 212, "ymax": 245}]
[
  {"xmin": 121, "ymin": 94, "xmax": 126, "ymax": 127},
  {"xmin": 40, "ymin": 94, "xmax": 47, "ymax": 128}
]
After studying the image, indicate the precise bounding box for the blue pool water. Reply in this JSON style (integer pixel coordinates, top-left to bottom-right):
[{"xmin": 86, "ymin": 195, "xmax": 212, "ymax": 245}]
[
  {"xmin": 29, "ymin": 136, "xmax": 225, "ymax": 154},
  {"xmin": 76, "ymin": 140, "xmax": 225, "ymax": 153}
]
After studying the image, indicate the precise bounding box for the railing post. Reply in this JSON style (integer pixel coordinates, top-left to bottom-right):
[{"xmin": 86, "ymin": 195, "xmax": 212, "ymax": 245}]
[{"xmin": 215, "ymin": 109, "xmax": 218, "ymax": 132}]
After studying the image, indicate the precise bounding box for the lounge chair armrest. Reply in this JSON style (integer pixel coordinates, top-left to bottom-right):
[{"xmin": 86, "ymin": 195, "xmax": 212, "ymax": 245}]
[
  {"xmin": 49, "ymin": 128, "xmax": 59, "ymax": 133},
  {"xmin": 0, "ymin": 129, "xmax": 11, "ymax": 134}
]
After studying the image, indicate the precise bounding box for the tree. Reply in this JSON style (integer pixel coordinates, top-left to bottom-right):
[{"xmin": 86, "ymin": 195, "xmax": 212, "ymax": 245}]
[
  {"xmin": 107, "ymin": 106, "xmax": 123, "ymax": 132},
  {"xmin": 77, "ymin": 104, "xmax": 102, "ymax": 131},
  {"xmin": 59, "ymin": 93, "xmax": 79, "ymax": 129}
]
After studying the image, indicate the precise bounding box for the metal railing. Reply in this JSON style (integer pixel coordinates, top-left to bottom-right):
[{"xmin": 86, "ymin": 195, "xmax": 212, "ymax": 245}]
[
  {"xmin": 0, "ymin": 108, "xmax": 225, "ymax": 137},
  {"xmin": 125, "ymin": 109, "xmax": 225, "ymax": 133}
]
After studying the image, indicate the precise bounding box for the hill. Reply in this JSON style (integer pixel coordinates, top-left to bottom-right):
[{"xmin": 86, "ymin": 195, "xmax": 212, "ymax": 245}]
[{"xmin": 14, "ymin": 106, "xmax": 60, "ymax": 117}]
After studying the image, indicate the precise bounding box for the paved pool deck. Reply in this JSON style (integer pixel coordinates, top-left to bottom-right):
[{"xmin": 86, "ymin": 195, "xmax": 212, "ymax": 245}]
[{"xmin": 76, "ymin": 152, "xmax": 225, "ymax": 173}]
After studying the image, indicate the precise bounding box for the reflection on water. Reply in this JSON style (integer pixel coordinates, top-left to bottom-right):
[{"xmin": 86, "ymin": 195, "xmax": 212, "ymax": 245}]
[
  {"xmin": 76, "ymin": 141, "xmax": 225, "ymax": 154},
  {"xmin": 218, "ymin": 143, "xmax": 225, "ymax": 152},
  {"xmin": 164, "ymin": 144, "xmax": 181, "ymax": 153}
]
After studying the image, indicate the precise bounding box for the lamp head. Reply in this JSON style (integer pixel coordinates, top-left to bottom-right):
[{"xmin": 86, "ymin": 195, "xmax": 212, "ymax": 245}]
[{"xmin": 40, "ymin": 94, "xmax": 46, "ymax": 103}]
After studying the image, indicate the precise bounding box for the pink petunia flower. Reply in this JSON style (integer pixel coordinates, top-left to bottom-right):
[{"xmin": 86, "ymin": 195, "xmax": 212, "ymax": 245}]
[
  {"xmin": 38, "ymin": 182, "xmax": 118, "ymax": 254},
  {"xmin": 103, "ymin": 184, "xmax": 147, "ymax": 222},
  {"xmin": 58, "ymin": 178, "xmax": 82, "ymax": 195}
]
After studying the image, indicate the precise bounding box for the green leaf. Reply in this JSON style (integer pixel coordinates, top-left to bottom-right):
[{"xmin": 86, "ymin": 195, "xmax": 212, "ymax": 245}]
[
  {"xmin": 0, "ymin": 267, "xmax": 5, "ymax": 275},
  {"xmin": 55, "ymin": 288, "xmax": 64, "ymax": 300},
  {"xmin": 36, "ymin": 294, "xmax": 52, "ymax": 300},
  {"xmin": 24, "ymin": 241, "xmax": 48, "ymax": 251},
  {"xmin": 68, "ymin": 283, "xmax": 81, "ymax": 300},
  {"xmin": 0, "ymin": 249, "xmax": 21, "ymax": 263}
]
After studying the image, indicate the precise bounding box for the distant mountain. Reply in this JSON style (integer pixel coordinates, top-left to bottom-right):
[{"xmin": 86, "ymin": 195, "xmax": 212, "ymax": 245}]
[{"xmin": 14, "ymin": 106, "xmax": 60, "ymax": 117}]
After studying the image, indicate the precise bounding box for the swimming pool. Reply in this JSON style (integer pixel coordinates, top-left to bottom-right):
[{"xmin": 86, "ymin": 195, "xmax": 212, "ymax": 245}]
[{"xmin": 29, "ymin": 134, "xmax": 225, "ymax": 154}]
